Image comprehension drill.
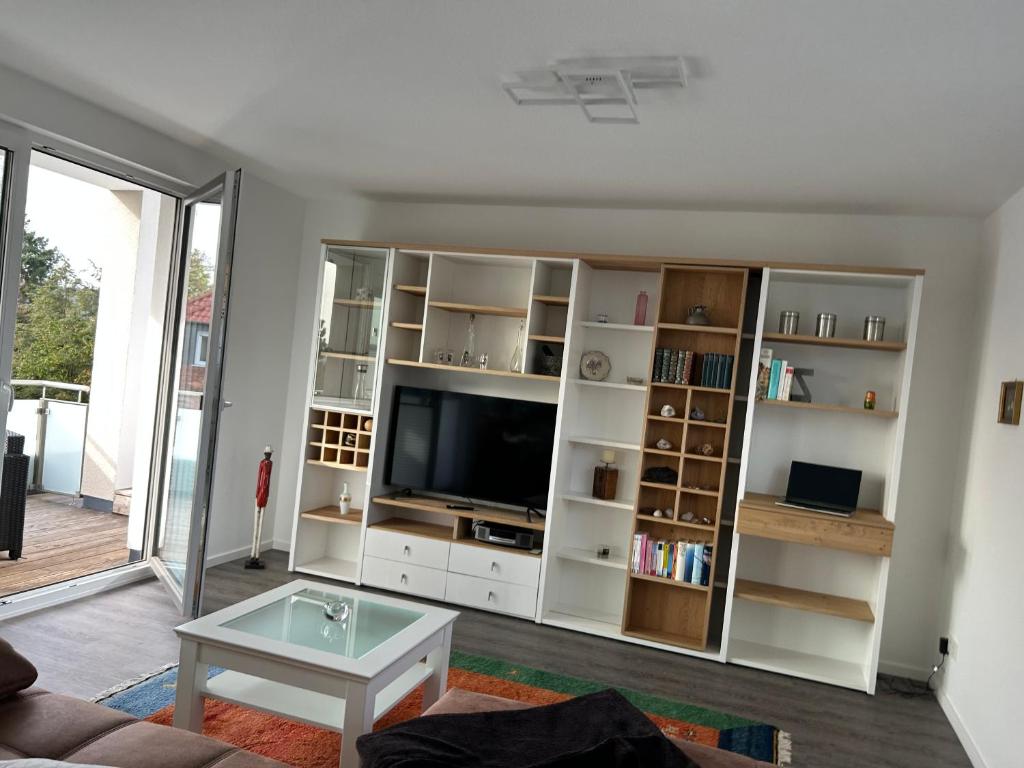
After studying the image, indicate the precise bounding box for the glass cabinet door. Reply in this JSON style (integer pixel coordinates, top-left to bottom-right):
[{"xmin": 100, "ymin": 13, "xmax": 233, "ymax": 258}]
[{"xmin": 313, "ymin": 246, "xmax": 388, "ymax": 411}]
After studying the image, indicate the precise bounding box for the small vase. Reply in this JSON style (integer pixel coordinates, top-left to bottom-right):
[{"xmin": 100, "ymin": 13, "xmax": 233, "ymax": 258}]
[
  {"xmin": 509, "ymin": 319, "xmax": 524, "ymax": 372},
  {"xmin": 634, "ymin": 290, "xmax": 648, "ymax": 325},
  {"xmin": 339, "ymin": 482, "xmax": 352, "ymax": 515}
]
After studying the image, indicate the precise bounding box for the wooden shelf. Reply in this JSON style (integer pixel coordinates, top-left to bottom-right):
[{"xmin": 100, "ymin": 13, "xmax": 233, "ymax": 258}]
[
  {"xmin": 761, "ymin": 332, "xmax": 907, "ymax": 352},
  {"xmin": 557, "ymin": 547, "xmax": 627, "ymax": 570},
  {"xmin": 394, "ymin": 283, "xmax": 427, "ymax": 296},
  {"xmin": 727, "ymin": 639, "xmax": 867, "ymax": 691},
  {"xmin": 372, "ymin": 494, "xmax": 545, "ymax": 531},
  {"xmin": 369, "ymin": 516, "xmax": 453, "ymax": 540},
  {"xmin": 305, "ymin": 460, "xmax": 368, "ymax": 472},
  {"xmin": 300, "ymin": 506, "xmax": 363, "ymax": 525},
  {"xmin": 294, "ymin": 556, "xmax": 358, "ymax": 582},
  {"xmin": 622, "ymin": 627, "xmax": 705, "ymax": 651},
  {"xmin": 635, "ymin": 514, "xmax": 715, "ymax": 532},
  {"xmin": 644, "ymin": 447, "xmax": 682, "ymax": 458},
  {"xmin": 629, "ymin": 573, "xmax": 710, "ymax": 592},
  {"xmin": 321, "ymin": 351, "xmax": 375, "ymax": 362},
  {"xmin": 387, "ymin": 359, "xmax": 558, "ymax": 382},
  {"xmin": 734, "ymin": 578, "xmax": 874, "ymax": 622},
  {"xmin": 651, "ymin": 382, "xmax": 731, "ymax": 394},
  {"xmin": 428, "ymin": 300, "xmax": 527, "ymax": 318},
  {"xmin": 580, "ymin": 321, "xmax": 654, "ymax": 333},
  {"xmin": 390, "ymin": 322, "xmax": 423, "ymax": 331},
  {"xmin": 737, "ymin": 493, "xmax": 894, "ymax": 556},
  {"xmin": 560, "ymin": 493, "xmax": 636, "ymax": 511},
  {"xmin": 683, "ymin": 453, "xmax": 723, "ymax": 463},
  {"xmin": 567, "ymin": 436, "xmax": 641, "ymax": 452},
  {"xmin": 647, "ymin": 414, "xmax": 728, "ymax": 429},
  {"xmin": 334, "ymin": 298, "xmax": 379, "ymax": 308},
  {"xmin": 573, "ymin": 379, "xmax": 646, "ymax": 392},
  {"xmin": 680, "ymin": 487, "xmax": 719, "ymax": 498},
  {"xmin": 639, "ymin": 480, "xmax": 676, "ymax": 492},
  {"xmin": 657, "ymin": 322, "xmax": 739, "ymax": 335},
  {"xmin": 528, "ymin": 334, "xmax": 565, "ymax": 343},
  {"xmin": 757, "ymin": 399, "xmax": 898, "ymax": 419},
  {"xmin": 532, "ymin": 294, "xmax": 569, "ymax": 306}
]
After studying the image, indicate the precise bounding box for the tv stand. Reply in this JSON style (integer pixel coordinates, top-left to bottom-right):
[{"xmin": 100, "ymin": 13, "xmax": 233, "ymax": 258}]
[{"xmin": 372, "ymin": 494, "xmax": 545, "ymax": 532}]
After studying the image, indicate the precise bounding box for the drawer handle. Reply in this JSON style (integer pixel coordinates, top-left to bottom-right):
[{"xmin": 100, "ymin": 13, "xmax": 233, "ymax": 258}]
[
  {"xmin": 487, "ymin": 591, "xmax": 495, "ymax": 602},
  {"xmin": 490, "ymin": 561, "xmax": 498, "ymax": 572},
  {"xmin": 400, "ymin": 573, "xmax": 408, "ymax": 584},
  {"xmin": 403, "ymin": 545, "xmax": 411, "ymax": 556}
]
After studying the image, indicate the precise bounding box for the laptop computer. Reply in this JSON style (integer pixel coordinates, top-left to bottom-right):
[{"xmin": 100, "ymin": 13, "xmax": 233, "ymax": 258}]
[{"xmin": 776, "ymin": 461, "xmax": 862, "ymax": 517}]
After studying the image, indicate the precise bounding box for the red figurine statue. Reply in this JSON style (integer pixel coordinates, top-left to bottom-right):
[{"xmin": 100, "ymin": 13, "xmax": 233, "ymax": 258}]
[{"xmin": 245, "ymin": 446, "xmax": 273, "ymax": 570}]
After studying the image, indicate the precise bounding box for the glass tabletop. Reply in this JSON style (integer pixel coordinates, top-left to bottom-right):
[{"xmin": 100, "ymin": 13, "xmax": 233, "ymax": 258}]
[{"xmin": 221, "ymin": 587, "xmax": 424, "ymax": 659}]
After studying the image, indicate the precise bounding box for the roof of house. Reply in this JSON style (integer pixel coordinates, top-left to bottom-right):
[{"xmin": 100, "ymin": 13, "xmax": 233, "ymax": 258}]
[{"xmin": 185, "ymin": 290, "xmax": 213, "ymax": 324}]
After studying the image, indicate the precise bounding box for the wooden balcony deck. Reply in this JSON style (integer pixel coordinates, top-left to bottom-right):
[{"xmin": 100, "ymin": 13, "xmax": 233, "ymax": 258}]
[{"xmin": 0, "ymin": 494, "xmax": 129, "ymax": 598}]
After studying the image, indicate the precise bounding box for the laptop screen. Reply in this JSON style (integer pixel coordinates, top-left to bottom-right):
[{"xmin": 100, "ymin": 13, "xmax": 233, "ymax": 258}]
[{"xmin": 785, "ymin": 461, "xmax": 862, "ymax": 512}]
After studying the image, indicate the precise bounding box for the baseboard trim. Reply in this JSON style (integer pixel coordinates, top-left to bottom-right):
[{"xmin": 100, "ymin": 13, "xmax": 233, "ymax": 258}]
[
  {"xmin": 205, "ymin": 540, "xmax": 277, "ymax": 568},
  {"xmin": 0, "ymin": 563, "xmax": 153, "ymax": 620},
  {"xmin": 936, "ymin": 686, "xmax": 987, "ymax": 768},
  {"xmin": 877, "ymin": 658, "xmax": 931, "ymax": 681}
]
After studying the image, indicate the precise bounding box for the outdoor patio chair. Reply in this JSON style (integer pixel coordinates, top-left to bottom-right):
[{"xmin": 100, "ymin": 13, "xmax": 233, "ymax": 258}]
[{"xmin": 1, "ymin": 430, "xmax": 29, "ymax": 560}]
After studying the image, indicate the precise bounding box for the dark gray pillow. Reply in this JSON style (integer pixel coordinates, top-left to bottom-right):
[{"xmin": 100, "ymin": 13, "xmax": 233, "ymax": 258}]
[{"xmin": 0, "ymin": 636, "xmax": 38, "ymax": 698}]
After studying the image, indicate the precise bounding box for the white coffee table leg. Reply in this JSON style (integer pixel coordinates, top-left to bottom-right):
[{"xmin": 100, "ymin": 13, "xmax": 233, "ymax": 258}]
[
  {"xmin": 341, "ymin": 682, "xmax": 374, "ymax": 767},
  {"xmin": 173, "ymin": 639, "xmax": 207, "ymax": 732},
  {"xmin": 421, "ymin": 625, "xmax": 453, "ymax": 712}
]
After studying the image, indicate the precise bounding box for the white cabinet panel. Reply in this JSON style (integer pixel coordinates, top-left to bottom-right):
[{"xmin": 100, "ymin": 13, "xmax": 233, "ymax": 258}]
[
  {"xmin": 448, "ymin": 543, "xmax": 540, "ymax": 587},
  {"xmin": 444, "ymin": 572, "xmax": 537, "ymax": 619},
  {"xmin": 364, "ymin": 528, "xmax": 451, "ymax": 570},
  {"xmin": 361, "ymin": 556, "xmax": 447, "ymax": 600}
]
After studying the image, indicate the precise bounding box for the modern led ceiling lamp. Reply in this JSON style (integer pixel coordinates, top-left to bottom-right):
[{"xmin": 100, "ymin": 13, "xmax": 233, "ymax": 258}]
[{"xmin": 502, "ymin": 56, "xmax": 687, "ymax": 124}]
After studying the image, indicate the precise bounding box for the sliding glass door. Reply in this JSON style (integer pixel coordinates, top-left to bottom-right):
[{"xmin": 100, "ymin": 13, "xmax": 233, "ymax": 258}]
[{"xmin": 149, "ymin": 171, "xmax": 241, "ymax": 616}]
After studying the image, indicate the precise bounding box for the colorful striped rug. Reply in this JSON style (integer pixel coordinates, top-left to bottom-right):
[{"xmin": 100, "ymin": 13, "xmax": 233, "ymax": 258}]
[{"xmin": 95, "ymin": 650, "xmax": 790, "ymax": 766}]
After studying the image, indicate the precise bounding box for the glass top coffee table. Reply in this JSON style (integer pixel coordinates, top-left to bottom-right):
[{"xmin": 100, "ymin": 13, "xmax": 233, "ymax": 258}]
[{"xmin": 172, "ymin": 580, "xmax": 459, "ymax": 766}]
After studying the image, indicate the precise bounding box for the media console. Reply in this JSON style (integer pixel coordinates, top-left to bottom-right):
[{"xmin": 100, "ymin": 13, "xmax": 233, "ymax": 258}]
[{"xmin": 285, "ymin": 241, "xmax": 923, "ymax": 694}]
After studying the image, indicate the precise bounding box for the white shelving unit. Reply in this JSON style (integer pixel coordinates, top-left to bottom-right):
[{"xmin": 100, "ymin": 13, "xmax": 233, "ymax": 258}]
[{"xmin": 721, "ymin": 268, "xmax": 923, "ymax": 693}]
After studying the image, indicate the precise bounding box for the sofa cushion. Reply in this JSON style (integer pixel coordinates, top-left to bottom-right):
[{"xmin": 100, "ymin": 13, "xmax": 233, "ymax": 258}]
[
  {"xmin": 0, "ymin": 691, "xmax": 135, "ymax": 760},
  {"xmin": 423, "ymin": 688, "xmax": 774, "ymax": 768},
  {"xmin": 66, "ymin": 721, "xmax": 234, "ymax": 768},
  {"xmin": 0, "ymin": 637, "xmax": 38, "ymax": 698}
]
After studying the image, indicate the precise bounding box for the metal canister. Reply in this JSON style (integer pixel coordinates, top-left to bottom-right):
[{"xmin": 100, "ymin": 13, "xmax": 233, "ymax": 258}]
[
  {"xmin": 779, "ymin": 310, "xmax": 800, "ymax": 335},
  {"xmin": 815, "ymin": 313, "xmax": 837, "ymax": 338},
  {"xmin": 863, "ymin": 316, "xmax": 886, "ymax": 341}
]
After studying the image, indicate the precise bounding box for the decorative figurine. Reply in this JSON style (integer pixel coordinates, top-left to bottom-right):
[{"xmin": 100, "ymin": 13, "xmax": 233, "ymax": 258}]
[
  {"xmin": 686, "ymin": 305, "xmax": 711, "ymax": 325},
  {"xmin": 460, "ymin": 313, "xmax": 477, "ymax": 367},
  {"xmin": 245, "ymin": 446, "xmax": 273, "ymax": 570},
  {"xmin": 696, "ymin": 442, "xmax": 714, "ymax": 456},
  {"xmin": 509, "ymin": 319, "xmax": 524, "ymax": 372},
  {"xmin": 660, "ymin": 404, "xmax": 676, "ymax": 418},
  {"xmin": 580, "ymin": 350, "xmax": 611, "ymax": 381},
  {"xmin": 656, "ymin": 438, "xmax": 673, "ymax": 450},
  {"xmin": 478, "ymin": 352, "xmax": 489, "ymax": 370},
  {"xmin": 339, "ymin": 481, "xmax": 352, "ymax": 516},
  {"xmin": 634, "ymin": 290, "xmax": 649, "ymax": 325},
  {"xmin": 679, "ymin": 510, "xmax": 696, "ymax": 522},
  {"xmin": 363, "ymin": 418, "xmax": 373, "ymax": 431},
  {"xmin": 592, "ymin": 450, "xmax": 618, "ymax": 500},
  {"xmin": 323, "ymin": 600, "xmax": 351, "ymax": 623},
  {"xmin": 689, "ymin": 406, "xmax": 705, "ymax": 421},
  {"xmin": 864, "ymin": 390, "xmax": 877, "ymax": 410},
  {"xmin": 653, "ymin": 509, "xmax": 665, "ymax": 518},
  {"xmin": 596, "ymin": 546, "xmax": 611, "ymax": 559},
  {"xmin": 626, "ymin": 376, "xmax": 645, "ymax": 386},
  {"xmin": 596, "ymin": 313, "xmax": 609, "ymax": 324}
]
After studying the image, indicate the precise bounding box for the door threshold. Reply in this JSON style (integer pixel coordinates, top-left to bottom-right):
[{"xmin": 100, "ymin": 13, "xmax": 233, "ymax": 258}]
[{"xmin": 0, "ymin": 561, "xmax": 154, "ymax": 621}]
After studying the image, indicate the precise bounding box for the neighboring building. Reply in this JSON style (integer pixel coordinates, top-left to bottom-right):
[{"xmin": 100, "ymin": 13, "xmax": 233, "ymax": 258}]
[{"xmin": 181, "ymin": 290, "xmax": 211, "ymax": 395}]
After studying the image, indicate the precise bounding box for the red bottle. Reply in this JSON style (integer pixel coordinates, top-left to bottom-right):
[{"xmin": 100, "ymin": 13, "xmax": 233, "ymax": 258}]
[{"xmin": 634, "ymin": 290, "xmax": 648, "ymax": 326}]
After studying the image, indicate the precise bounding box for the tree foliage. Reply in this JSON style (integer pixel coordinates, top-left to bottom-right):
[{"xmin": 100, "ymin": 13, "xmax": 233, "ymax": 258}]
[
  {"xmin": 11, "ymin": 225, "xmax": 98, "ymax": 398},
  {"xmin": 188, "ymin": 248, "xmax": 212, "ymax": 298}
]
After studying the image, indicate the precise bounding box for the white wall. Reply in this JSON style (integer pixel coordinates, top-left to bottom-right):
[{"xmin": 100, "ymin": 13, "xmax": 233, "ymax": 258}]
[
  {"xmin": 272, "ymin": 197, "xmax": 983, "ymax": 679},
  {"xmin": 203, "ymin": 173, "xmax": 307, "ymax": 564},
  {"xmin": 936, "ymin": 185, "xmax": 1024, "ymax": 768}
]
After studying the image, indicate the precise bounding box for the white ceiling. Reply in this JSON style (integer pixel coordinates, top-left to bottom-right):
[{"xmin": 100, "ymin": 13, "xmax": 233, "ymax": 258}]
[{"xmin": 2, "ymin": 1, "xmax": 1024, "ymax": 215}]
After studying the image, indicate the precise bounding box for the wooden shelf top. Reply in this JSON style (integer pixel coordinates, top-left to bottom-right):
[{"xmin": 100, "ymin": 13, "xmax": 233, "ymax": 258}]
[
  {"xmin": 300, "ymin": 506, "xmax": 363, "ymax": 525},
  {"xmin": 557, "ymin": 547, "xmax": 627, "ymax": 570},
  {"xmin": 560, "ymin": 493, "xmax": 636, "ymax": 511},
  {"xmin": 579, "ymin": 321, "xmax": 654, "ymax": 333},
  {"xmin": 574, "ymin": 379, "xmax": 647, "ymax": 392},
  {"xmin": 757, "ymin": 399, "xmax": 898, "ymax": 419},
  {"xmin": 629, "ymin": 572, "xmax": 710, "ymax": 592},
  {"xmin": 391, "ymin": 322, "xmax": 423, "ymax": 331},
  {"xmin": 394, "ymin": 284, "xmax": 427, "ymax": 296},
  {"xmin": 650, "ymin": 381, "xmax": 732, "ymax": 394},
  {"xmin": 622, "ymin": 627, "xmax": 706, "ymax": 651},
  {"xmin": 386, "ymin": 359, "xmax": 559, "ymax": 383},
  {"xmin": 528, "ymin": 334, "xmax": 565, "ymax": 343},
  {"xmin": 761, "ymin": 332, "xmax": 907, "ymax": 352},
  {"xmin": 428, "ymin": 300, "xmax": 528, "ymax": 318},
  {"xmin": 635, "ymin": 513, "xmax": 716, "ymax": 532},
  {"xmin": 734, "ymin": 578, "xmax": 875, "ymax": 623},
  {"xmin": 532, "ymin": 294, "xmax": 570, "ymax": 306},
  {"xmin": 647, "ymin": 414, "xmax": 729, "ymax": 429},
  {"xmin": 369, "ymin": 516, "xmax": 453, "ymax": 540},
  {"xmin": 372, "ymin": 494, "xmax": 546, "ymax": 531},
  {"xmin": 334, "ymin": 297, "xmax": 380, "ymax": 308},
  {"xmin": 657, "ymin": 322, "xmax": 739, "ymax": 335},
  {"xmin": 305, "ymin": 459, "xmax": 368, "ymax": 472},
  {"xmin": 738, "ymin": 493, "xmax": 894, "ymax": 556},
  {"xmin": 567, "ymin": 436, "xmax": 641, "ymax": 452}
]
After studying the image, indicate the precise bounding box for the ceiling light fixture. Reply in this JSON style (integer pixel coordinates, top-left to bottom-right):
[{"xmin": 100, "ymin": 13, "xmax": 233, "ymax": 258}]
[{"xmin": 502, "ymin": 56, "xmax": 687, "ymax": 124}]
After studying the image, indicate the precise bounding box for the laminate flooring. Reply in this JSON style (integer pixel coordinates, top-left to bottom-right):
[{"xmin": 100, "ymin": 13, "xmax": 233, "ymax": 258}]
[{"xmin": 1, "ymin": 551, "xmax": 971, "ymax": 768}]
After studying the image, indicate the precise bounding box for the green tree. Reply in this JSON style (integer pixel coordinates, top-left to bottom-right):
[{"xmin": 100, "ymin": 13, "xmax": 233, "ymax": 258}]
[
  {"xmin": 19, "ymin": 221, "xmax": 61, "ymax": 297},
  {"xmin": 188, "ymin": 248, "xmax": 212, "ymax": 298}
]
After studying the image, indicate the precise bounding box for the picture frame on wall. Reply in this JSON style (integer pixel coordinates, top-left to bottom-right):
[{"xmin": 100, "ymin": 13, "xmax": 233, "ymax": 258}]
[{"xmin": 997, "ymin": 380, "xmax": 1023, "ymax": 425}]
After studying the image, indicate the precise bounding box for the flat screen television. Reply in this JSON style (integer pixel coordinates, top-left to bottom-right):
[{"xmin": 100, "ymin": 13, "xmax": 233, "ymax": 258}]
[{"xmin": 384, "ymin": 386, "xmax": 557, "ymax": 510}]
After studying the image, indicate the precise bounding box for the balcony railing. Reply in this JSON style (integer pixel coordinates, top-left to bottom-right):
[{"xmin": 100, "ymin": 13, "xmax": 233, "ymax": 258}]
[{"xmin": 8, "ymin": 380, "xmax": 90, "ymax": 495}]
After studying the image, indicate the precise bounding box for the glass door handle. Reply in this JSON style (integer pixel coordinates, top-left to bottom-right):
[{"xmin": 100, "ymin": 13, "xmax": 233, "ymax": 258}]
[{"xmin": 221, "ymin": 400, "xmax": 233, "ymax": 410}]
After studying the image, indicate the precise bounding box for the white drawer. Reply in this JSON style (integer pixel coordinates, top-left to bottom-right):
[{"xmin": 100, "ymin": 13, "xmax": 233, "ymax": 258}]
[
  {"xmin": 364, "ymin": 528, "xmax": 451, "ymax": 570},
  {"xmin": 361, "ymin": 556, "xmax": 447, "ymax": 601},
  {"xmin": 448, "ymin": 543, "xmax": 541, "ymax": 587},
  {"xmin": 444, "ymin": 572, "xmax": 537, "ymax": 619}
]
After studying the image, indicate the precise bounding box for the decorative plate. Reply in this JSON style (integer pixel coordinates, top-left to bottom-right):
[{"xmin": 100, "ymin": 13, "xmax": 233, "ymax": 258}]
[{"xmin": 579, "ymin": 350, "xmax": 611, "ymax": 381}]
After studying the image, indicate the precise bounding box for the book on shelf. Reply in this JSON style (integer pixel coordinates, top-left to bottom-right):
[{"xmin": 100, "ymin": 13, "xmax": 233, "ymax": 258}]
[
  {"xmin": 652, "ymin": 349, "xmax": 734, "ymax": 390},
  {"xmin": 767, "ymin": 358, "xmax": 783, "ymax": 399},
  {"xmin": 756, "ymin": 348, "xmax": 773, "ymax": 400},
  {"xmin": 779, "ymin": 365, "xmax": 794, "ymax": 401},
  {"xmin": 631, "ymin": 533, "xmax": 713, "ymax": 586}
]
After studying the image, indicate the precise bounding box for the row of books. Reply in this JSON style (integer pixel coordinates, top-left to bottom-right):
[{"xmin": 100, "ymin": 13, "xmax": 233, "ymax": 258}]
[
  {"xmin": 755, "ymin": 348, "xmax": 795, "ymax": 401},
  {"xmin": 630, "ymin": 533, "xmax": 713, "ymax": 586},
  {"xmin": 652, "ymin": 349, "xmax": 735, "ymax": 390}
]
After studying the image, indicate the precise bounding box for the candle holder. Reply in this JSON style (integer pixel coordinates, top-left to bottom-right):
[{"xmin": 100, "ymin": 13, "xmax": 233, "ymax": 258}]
[{"xmin": 592, "ymin": 449, "xmax": 618, "ymax": 500}]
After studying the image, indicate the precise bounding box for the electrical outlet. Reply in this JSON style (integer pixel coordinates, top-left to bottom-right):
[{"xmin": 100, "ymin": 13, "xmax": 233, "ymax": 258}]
[
  {"xmin": 948, "ymin": 637, "xmax": 958, "ymax": 659},
  {"xmin": 939, "ymin": 636, "xmax": 949, "ymax": 655}
]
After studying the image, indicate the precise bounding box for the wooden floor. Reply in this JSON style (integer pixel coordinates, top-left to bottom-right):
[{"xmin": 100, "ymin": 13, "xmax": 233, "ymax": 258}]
[
  {"xmin": 0, "ymin": 494, "xmax": 129, "ymax": 598},
  {"xmin": 0, "ymin": 551, "xmax": 971, "ymax": 768}
]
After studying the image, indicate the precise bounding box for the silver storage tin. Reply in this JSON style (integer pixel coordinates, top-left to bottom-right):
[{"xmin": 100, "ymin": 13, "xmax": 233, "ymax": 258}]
[
  {"xmin": 779, "ymin": 310, "xmax": 800, "ymax": 335},
  {"xmin": 815, "ymin": 313, "xmax": 837, "ymax": 338},
  {"xmin": 863, "ymin": 315, "xmax": 886, "ymax": 341}
]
